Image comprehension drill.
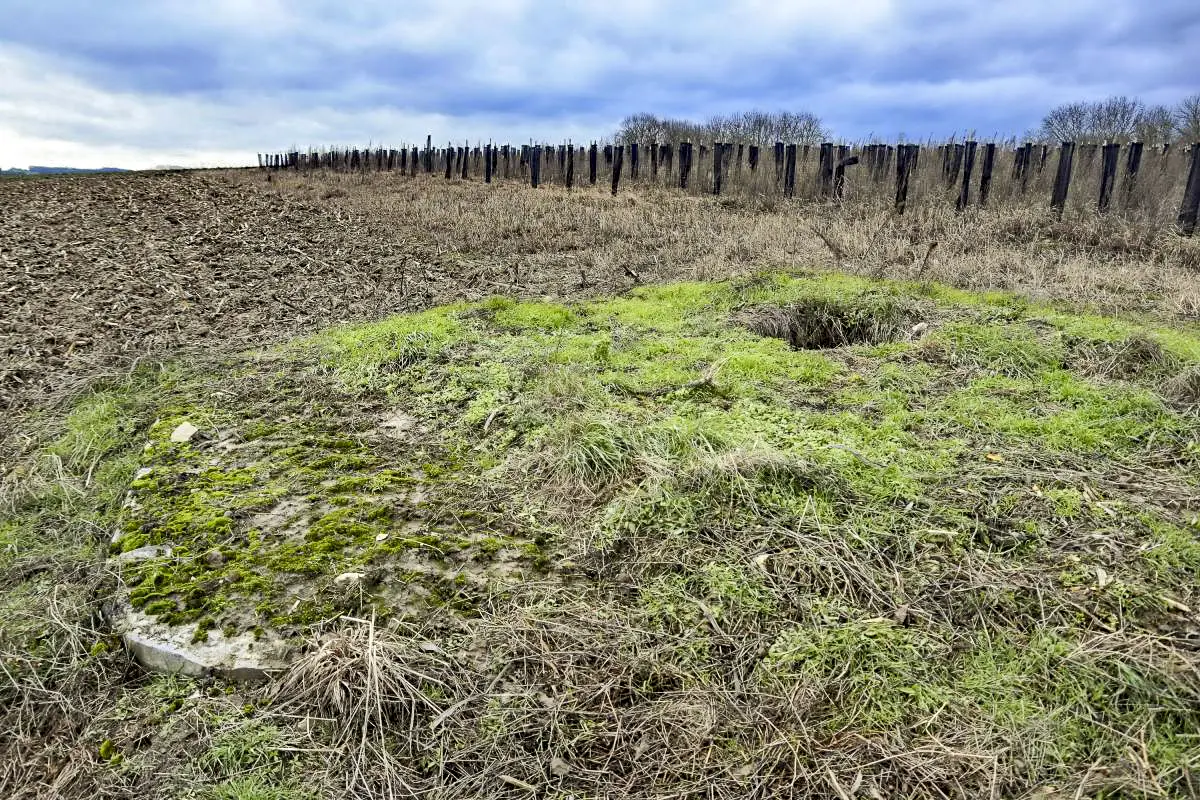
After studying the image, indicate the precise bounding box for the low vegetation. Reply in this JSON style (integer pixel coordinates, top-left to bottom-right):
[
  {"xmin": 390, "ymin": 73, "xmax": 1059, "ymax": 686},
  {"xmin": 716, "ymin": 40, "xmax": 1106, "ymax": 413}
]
[{"xmin": 4, "ymin": 269, "xmax": 1199, "ymax": 798}]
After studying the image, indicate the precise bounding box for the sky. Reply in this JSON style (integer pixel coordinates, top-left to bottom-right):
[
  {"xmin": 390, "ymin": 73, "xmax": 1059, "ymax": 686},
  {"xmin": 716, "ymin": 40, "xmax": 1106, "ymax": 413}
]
[{"xmin": 1, "ymin": 0, "xmax": 1197, "ymax": 170}]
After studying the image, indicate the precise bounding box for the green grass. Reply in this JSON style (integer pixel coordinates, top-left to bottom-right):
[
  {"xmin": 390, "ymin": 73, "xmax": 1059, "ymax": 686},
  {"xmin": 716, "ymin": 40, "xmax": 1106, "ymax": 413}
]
[{"xmin": 5, "ymin": 271, "xmax": 1200, "ymax": 798}]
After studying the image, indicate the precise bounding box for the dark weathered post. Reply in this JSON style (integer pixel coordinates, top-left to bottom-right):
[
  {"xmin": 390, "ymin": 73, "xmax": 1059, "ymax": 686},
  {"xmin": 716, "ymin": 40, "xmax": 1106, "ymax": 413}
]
[
  {"xmin": 630, "ymin": 143, "xmax": 639, "ymax": 180},
  {"xmin": 558, "ymin": 145, "xmax": 567, "ymax": 178},
  {"xmin": 713, "ymin": 142, "xmax": 723, "ymax": 195},
  {"xmin": 650, "ymin": 141, "xmax": 658, "ymax": 178},
  {"xmin": 1122, "ymin": 142, "xmax": 1143, "ymax": 208},
  {"xmin": 531, "ymin": 146, "xmax": 541, "ymax": 188},
  {"xmin": 460, "ymin": 146, "xmax": 469, "ymax": 179},
  {"xmin": 1050, "ymin": 141, "xmax": 1076, "ymax": 217},
  {"xmin": 945, "ymin": 144, "xmax": 964, "ymax": 187},
  {"xmin": 589, "ymin": 143, "xmax": 598, "ymax": 184},
  {"xmin": 680, "ymin": 142, "xmax": 692, "ymax": 189},
  {"xmin": 774, "ymin": 141, "xmax": 785, "ymax": 184},
  {"xmin": 1020, "ymin": 143, "xmax": 1034, "ymax": 193},
  {"xmin": 566, "ymin": 143, "xmax": 575, "ymax": 190},
  {"xmin": 783, "ymin": 144, "xmax": 797, "ymax": 198},
  {"xmin": 604, "ymin": 145, "xmax": 613, "ymax": 166},
  {"xmin": 748, "ymin": 145, "xmax": 760, "ymax": 172},
  {"xmin": 1178, "ymin": 144, "xmax": 1200, "ymax": 236},
  {"xmin": 484, "ymin": 144, "xmax": 493, "ymax": 184},
  {"xmin": 956, "ymin": 140, "xmax": 978, "ymax": 211},
  {"xmin": 833, "ymin": 145, "xmax": 850, "ymax": 200},
  {"xmin": 818, "ymin": 143, "xmax": 834, "ymax": 197},
  {"xmin": 1097, "ymin": 143, "xmax": 1119, "ymax": 212},
  {"xmin": 1038, "ymin": 144, "xmax": 1050, "ymax": 173},
  {"xmin": 894, "ymin": 144, "xmax": 918, "ymax": 214},
  {"xmin": 611, "ymin": 144, "xmax": 623, "ymax": 195},
  {"xmin": 444, "ymin": 146, "xmax": 453, "ymax": 179},
  {"xmin": 979, "ymin": 143, "xmax": 996, "ymax": 206}
]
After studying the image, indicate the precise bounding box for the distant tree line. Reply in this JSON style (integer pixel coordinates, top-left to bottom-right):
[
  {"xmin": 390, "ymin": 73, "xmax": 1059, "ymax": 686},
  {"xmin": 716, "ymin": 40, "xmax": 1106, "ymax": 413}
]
[
  {"xmin": 1032, "ymin": 94, "xmax": 1200, "ymax": 145},
  {"xmin": 615, "ymin": 96, "xmax": 1200, "ymax": 148},
  {"xmin": 616, "ymin": 110, "xmax": 828, "ymax": 145}
]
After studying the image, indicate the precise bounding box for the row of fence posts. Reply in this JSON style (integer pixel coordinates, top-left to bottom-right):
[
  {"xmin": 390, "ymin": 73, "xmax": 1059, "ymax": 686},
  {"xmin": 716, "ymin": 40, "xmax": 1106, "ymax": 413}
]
[{"xmin": 259, "ymin": 139, "xmax": 1200, "ymax": 235}]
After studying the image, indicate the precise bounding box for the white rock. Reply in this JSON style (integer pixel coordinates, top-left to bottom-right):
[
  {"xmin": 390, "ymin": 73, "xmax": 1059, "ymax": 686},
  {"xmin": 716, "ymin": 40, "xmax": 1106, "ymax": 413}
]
[
  {"xmin": 112, "ymin": 603, "xmax": 290, "ymax": 683},
  {"xmin": 115, "ymin": 545, "xmax": 172, "ymax": 564},
  {"xmin": 135, "ymin": 467, "xmax": 153, "ymax": 481},
  {"xmin": 334, "ymin": 572, "xmax": 366, "ymax": 586},
  {"xmin": 170, "ymin": 421, "xmax": 200, "ymax": 443},
  {"xmin": 375, "ymin": 533, "xmax": 389, "ymax": 542}
]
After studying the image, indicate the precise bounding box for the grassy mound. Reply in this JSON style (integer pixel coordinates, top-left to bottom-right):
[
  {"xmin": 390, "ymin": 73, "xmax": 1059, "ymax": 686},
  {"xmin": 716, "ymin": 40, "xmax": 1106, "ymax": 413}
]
[{"xmin": 3, "ymin": 271, "xmax": 1200, "ymax": 798}]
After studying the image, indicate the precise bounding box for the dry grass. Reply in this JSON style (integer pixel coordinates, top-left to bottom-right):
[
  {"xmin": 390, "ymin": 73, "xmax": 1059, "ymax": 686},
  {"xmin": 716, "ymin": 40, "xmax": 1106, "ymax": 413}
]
[{"xmin": 241, "ymin": 168, "xmax": 1200, "ymax": 321}]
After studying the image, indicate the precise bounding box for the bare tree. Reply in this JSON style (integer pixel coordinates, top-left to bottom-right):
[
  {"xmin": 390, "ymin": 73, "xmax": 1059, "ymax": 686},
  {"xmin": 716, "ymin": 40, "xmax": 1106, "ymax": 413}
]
[
  {"xmin": 1175, "ymin": 94, "xmax": 1200, "ymax": 143},
  {"xmin": 1135, "ymin": 105, "xmax": 1176, "ymax": 145},
  {"xmin": 1035, "ymin": 96, "xmax": 1157, "ymax": 143},
  {"xmin": 616, "ymin": 113, "xmax": 668, "ymax": 144},
  {"xmin": 618, "ymin": 110, "xmax": 828, "ymax": 145}
]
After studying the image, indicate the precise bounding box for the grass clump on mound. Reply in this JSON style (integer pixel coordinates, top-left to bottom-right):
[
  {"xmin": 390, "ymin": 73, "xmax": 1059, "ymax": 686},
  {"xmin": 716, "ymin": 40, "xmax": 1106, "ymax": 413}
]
[{"xmin": 5, "ymin": 271, "xmax": 1200, "ymax": 798}]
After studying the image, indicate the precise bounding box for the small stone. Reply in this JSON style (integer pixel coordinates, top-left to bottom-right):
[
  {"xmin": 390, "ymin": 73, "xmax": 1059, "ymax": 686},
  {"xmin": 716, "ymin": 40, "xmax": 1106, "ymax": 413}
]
[
  {"xmin": 334, "ymin": 572, "xmax": 365, "ymax": 586},
  {"xmin": 115, "ymin": 545, "xmax": 172, "ymax": 564},
  {"xmin": 134, "ymin": 467, "xmax": 153, "ymax": 481},
  {"xmin": 203, "ymin": 549, "xmax": 225, "ymax": 568},
  {"xmin": 375, "ymin": 533, "xmax": 389, "ymax": 542},
  {"xmin": 910, "ymin": 322, "xmax": 930, "ymax": 338},
  {"xmin": 170, "ymin": 422, "xmax": 199, "ymax": 443}
]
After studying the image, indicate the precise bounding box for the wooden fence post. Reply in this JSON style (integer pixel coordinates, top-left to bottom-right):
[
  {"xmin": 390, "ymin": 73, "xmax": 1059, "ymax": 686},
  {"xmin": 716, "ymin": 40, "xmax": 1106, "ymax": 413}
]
[
  {"xmin": 531, "ymin": 146, "xmax": 541, "ymax": 188},
  {"xmin": 748, "ymin": 145, "xmax": 760, "ymax": 172},
  {"xmin": 979, "ymin": 143, "xmax": 996, "ymax": 206},
  {"xmin": 783, "ymin": 144, "xmax": 797, "ymax": 198},
  {"xmin": 461, "ymin": 146, "xmax": 469, "ymax": 179},
  {"xmin": 957, "ymin": 140, "xmax": 978, "ymax": 211},
  {"xmin": 774, "ymin": 142, "xmax": 785, "ymax": 184},
  {"xmin": 604, "ymin": 145, "xmax": 613, "ymax": 166},
  {"xmin": 1050, "ymin": 141, "xmax": 1075, "ymax": 217},
  {"xmin": 444, "ymin": 146, "xmax": 452, "ymax": 179},
  {"xmin": 484, "ymin": 144, "xmax": 492, "ymax": 184},
  {"xmin": 566, "ymin": 143, "xmax": 575, "ymax": 190},
  {"xmin": 818, "ymin": 143, "xmax": 834, "ymax": 197},
  {"xmin": 894, "ymin": 144, "xmax": 918, "ymax": 214},
  {"xmin": 650, "ymin": 141, "xmax": 658, "ymax": 178},
  {"xmin": 1178, "ymin": 144, "xmax": 1200, "ymax": 236},
  {"xmin": 1097, "ymin": 143, "xmax": 1119, "ymax": 212},
  {"xmin": 1122, "ymin": 142, "xmax": 1143, "ymax": 208},
  {"xmin": 589, "ymin": 143, "xmax": 598, "ymax": 185},
  {"xmin": 680, "ymin": 142, "xmax": 692, "ymax": 189},
  {"xmin": 713, "ymin": 142, "xmax": 724, "ymax": 195},
  {"xmin": 630, "ymin": 143, "xmax": 639, "ymax": 180},
  {"xmin": 833, "ymin": 145, "xmax": 851, "ymax": 200},
  {"xmin": 611, "ymin": 145, "xmax": 623, "ymax": 195}
]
